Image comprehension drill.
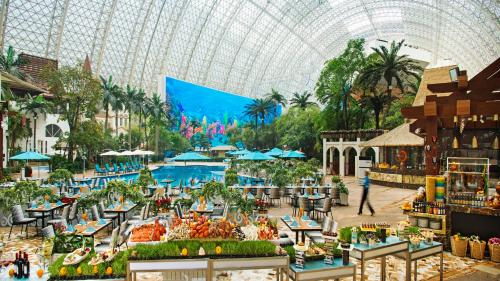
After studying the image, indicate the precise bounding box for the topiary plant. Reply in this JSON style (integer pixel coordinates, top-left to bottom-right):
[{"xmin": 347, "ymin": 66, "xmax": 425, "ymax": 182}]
[{"xmin": 49, "ymin": 169, "xmax": 74, "ymax": 184}]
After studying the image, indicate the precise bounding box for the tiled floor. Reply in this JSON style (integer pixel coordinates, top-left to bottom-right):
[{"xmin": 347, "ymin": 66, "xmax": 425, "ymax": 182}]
[{"xmin": 0, "ymin": 177, "xmax": 498, "ymax": 280}]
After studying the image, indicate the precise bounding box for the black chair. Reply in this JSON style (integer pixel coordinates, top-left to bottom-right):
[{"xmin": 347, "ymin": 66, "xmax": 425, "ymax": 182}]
[{"xmin": 9, "ymin": 205, "xmax": 37, "ymax": 239}]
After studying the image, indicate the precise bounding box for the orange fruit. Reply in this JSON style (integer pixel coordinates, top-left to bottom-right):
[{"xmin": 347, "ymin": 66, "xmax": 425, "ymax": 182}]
[
  {"xmin": 9, "ymin": 268, "xmax": 15, "ymax": 277},
  {"xmin": 106, "ymin": 267, "xmax": 113, "ymax": 275},
  {"xmin": 93, "ymin": 265, "xmax": 99, "ymax": 275},
  {"xmin": 181, "ymin": 248, "xmax": 188, "ymax": 256},
  {"xmin": 76, "ymin": 266, "xmax": 82, "ymax": 275},
  {"xmin": 59, "ymin": 267, "xmax": 67, "ymax": 277},
  {"xmin": 37, "ymin": 268, "xmax": 44, "ymax": 278}
]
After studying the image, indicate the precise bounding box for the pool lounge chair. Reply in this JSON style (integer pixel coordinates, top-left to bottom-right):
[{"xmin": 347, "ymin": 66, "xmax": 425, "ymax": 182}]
[
  {"xmin": 125, "ymin": 162, "xmax": 134, "ymax": 172},
  {"xmin": 120, "ymin": 163, "xmax": 130, "ymax": 173},
  {"xmin": 95, "ymin": 164, "xmax": 106, "ymax": 175},
  {"xmin": 105, "ymin": 163, "xmax": 115, "ymax": 174},
  {"xmin": 114, "ymin": 163, "xmax": 123, "ymax": 174},
  {"xmin": 135, "ymin": 160, "xmax": 144, "ymax": 169}
]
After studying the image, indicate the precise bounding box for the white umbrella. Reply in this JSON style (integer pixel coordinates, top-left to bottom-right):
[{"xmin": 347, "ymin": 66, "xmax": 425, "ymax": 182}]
[
  {"xmin": 131, "ymin": 149, "xmax": 146, "ymax": 155},
  {"xmin": 120, "ymin": 150, "xmax": 134, "ymax": 156},
  {"xmin": 143, "ymin": 150, "xmax": 154, "ymax": 155},
  {"xmin": 100, "ymin": 150, "xmax": 119, "ymax": 156}
]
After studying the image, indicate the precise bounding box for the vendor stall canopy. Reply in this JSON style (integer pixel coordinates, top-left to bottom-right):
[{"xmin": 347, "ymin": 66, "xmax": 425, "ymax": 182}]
[{"xmin": 1, "ymin": 0, "xmax": 498, "ymax": 99}]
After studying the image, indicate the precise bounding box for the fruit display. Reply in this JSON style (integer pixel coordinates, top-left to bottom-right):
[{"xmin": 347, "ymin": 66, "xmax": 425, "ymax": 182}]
[
  {"xmin": 130, "ymin": 219, "xmax": 167, "ymax": 243},
  {"xmin": 256, "ymin": 217, "xmax": 278, "ymax": 240},
  {"xmin": 63, "ymin": 247, "xmax": 91, "ymax": 265},
  {"xmin": 189, "ymin": 216, "xmax": 210, "ymax": 238}
]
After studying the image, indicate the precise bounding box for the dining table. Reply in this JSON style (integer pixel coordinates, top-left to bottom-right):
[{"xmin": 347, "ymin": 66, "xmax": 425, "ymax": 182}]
[
  {"xmin": 104, "ymin": 202, "xmax": 137, "ymax": 224},
  {"xmin": 26, "ymin": 202, "xmax": 69, "ymax": 228},
  {"xmin": 64, "ymin": 219, "xmax": 112, "ymax": 237},
  {"xmin": 281, "ymin": 215, "xmax": 322, "ymax": 244}
]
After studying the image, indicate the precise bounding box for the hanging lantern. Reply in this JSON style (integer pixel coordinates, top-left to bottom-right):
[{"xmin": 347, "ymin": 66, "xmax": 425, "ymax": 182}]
[
  {"xmin": 452, "ymin": 116, "xmax": 459, "ymax": 149},
  {"xmin": 493, "ymin": 114, "xmax": 499, "ymax": 150},
  {"xmin": 471, "ymin": 115, "xmax": 478, "ymax": 149}
]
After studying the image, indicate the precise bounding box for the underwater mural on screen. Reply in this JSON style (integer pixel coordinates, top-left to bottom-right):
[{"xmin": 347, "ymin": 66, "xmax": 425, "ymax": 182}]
[{"xmin": 166, "ymin": 77, "xmax": 280, "ymax": 146}]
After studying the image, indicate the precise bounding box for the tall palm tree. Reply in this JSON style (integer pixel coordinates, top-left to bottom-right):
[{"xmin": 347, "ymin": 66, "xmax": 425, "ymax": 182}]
[
  {"xmin": 358, "ymin": 39, "xmax": 422, "ymax": 123},
  {"xmin": 0, "ymin": 46, "xmax": 28, "ymax": 79},
  {"xmin": 290, "ymin": 91, "xmax": 316, "ymax": 109},
  {"xmin": 99, "ymin": 75, "xmax": 117, "ymax": 132},
  {"xmin": 123, "ymin": 84, "xmax": 137, "ymax": 150},
  {"xmin": 265, "ymin": 88, "xmax": 286, "ymax": 117},
  {"xmin": 109, "ymin": 85, "xmax": 124, "ymax": 137},
  {"xmin": 148, "ymin": 93, "xmax": 168, "ymax": 158},
  {"xmin": 19, "ymin": 94, "xmax": 52, "ymax": 151},
  {"xmin": 142, "ymin": 96, "xmax": 152, "ymax": 149},
  {"xmin": 244, "ymin": 101, "xmax": 260, "ymax": 131}
]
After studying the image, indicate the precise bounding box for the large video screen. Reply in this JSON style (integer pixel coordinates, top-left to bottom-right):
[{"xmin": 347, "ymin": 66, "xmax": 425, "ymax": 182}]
[{"xmin": 166, "ymin": 77, "xmax": 280, "ymax": 146}]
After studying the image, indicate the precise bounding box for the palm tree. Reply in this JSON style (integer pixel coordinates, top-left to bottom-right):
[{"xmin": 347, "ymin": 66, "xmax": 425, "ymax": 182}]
[
  {"xmin": 123, "ymin": 84, "xmax": 137, "ymax": 150},
  {"xmin": 244, "ymin": 101, "xmax": 260, "ymax": 131},
  {"xmin": 99, "ymin": 75, "xmax": 117, "ymax": 132},
  {"xmin": 357, "ymin": 39, "xmax": 422, "ymax": 123},
  {"xmin": 0, "ymin": 46, "xmax": 28, "ymax": 79},
  {"xmin": 19, "ymin": 94, "xmax": 52, "ymax": 151},
  {"xmin": 109, "ymin": 85, "xmax": 124, "ymax": 137},
  {"xmin": 142, "ymin": 96, "xmax": 152, "ymax": 149},
  {"xmin": 265, "ymin": 88, "xmax": 286, "ymax": 117},
  {"xmin": 148, "ymin": 93, "xmax": 168, "ymax": 159},
  {"xmin": 290, "ymin": 91, "xmax": 316, "ymax": 109}
]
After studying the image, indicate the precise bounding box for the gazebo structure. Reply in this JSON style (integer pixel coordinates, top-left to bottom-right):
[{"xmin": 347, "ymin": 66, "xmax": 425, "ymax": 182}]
[
  {"xmin": 210, "ymin": 145, "xmax": 237, "ymax": 158},
  {"xmin": 321, "ymin": 130, "xmax": 384, "ymax": 178}
]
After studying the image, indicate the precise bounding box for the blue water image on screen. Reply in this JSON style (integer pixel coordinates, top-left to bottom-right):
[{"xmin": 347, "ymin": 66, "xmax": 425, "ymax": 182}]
[{"xmin": 166, "ymin": 77, "xmax": 280, "ymax": 146}]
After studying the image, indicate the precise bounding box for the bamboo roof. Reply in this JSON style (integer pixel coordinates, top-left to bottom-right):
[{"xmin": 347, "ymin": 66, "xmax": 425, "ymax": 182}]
[
  {"xmin": 360, "ymin": 122, "xmax": 423, "ymax": 147},
  {"xmin": 1, "ymin": 71, "xmax": 47, "ymax": 93},
  {"xmin": 412, "ymin": 65, "xmax": 457, "ymax": 106}
]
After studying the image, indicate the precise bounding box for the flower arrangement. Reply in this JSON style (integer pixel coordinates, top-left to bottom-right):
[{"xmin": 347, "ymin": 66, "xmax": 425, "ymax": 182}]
[
  {"xmin": 153, "ymin": 197, "xmax": 172, "ymax": 214},
  {"xmin": 255, "ymin": 199, "xmax": 267, "ymax": 210},
  {"xmin": 488, "ymin": 237, "xmax": 500, "ymax": 262},
  {"xmin": 488, "ymin": 237, "xmax": 500, "ymax": 245}
]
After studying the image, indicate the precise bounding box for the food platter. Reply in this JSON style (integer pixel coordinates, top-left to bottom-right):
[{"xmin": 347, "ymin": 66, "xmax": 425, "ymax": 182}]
[
  {"xmin": 88, "ymin": 249, "xmax": 118, "ymax": 266},
  {"xmin": 63, "ymin": 247, "xmax": 91, "ymax": 265}
]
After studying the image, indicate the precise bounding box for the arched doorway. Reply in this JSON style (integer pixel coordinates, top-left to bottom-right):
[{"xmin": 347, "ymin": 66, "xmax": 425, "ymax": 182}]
[
  {"xmin": 326, "ymin": 147, "xmax": 340, "ymax": 175},
  {"xmin": 343, "ymin": 147, "xmax": 358, "ymax": 176},
  {"xmin": 361, "ymin": 147, "xmax": 376, "ymax": 164}
]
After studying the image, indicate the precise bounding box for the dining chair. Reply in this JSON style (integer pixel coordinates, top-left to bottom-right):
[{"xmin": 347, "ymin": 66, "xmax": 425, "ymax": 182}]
[
  {"xmin": 47, "ymin": 205, "xmax": 70, "ymax": 225},
  {"xmin": 314, "ymin": 198, "xmax": 333, "ymax": 221},
  {"xmin": 9, "ymin": 205, "xmax": 37, "ymax": 239},
  {"xmin": 269, "ymin": 187, "xmax": 281, "ymax": 207},
  {"xmin": 94, "ymin": 226, "xmax": 119, "ymax": 253},
  {"xmin": 68, "ymin": 202, "xmax": 78, "ymax": 224},
  {"xmin": 41, "ymin": 225, "xmax": 55, "ymax": 240},
  {"xmin": 91, "ymin": 205, "xmax": 101, "ymax": 221}
]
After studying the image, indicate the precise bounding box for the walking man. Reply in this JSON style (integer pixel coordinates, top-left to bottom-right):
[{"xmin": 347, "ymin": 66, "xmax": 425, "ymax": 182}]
[{"xmin": 358, "ymin": 170, "xmax": 375, "ymax": 216}]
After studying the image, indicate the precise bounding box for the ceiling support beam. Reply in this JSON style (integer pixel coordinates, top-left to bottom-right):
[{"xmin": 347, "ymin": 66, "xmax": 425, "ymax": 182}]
[
  {"xmin": 95, "ymin": 0, "xmax": 118, "ymax": 75},
  {"xmin": 54, "ymin": 0, "xmax": 70, "ymax": 61}
]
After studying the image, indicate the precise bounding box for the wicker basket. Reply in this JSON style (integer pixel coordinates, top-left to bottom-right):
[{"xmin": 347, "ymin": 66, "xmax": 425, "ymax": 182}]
[
  {"xmin": 470, "ymin": 241, "xmax": 486, "ymax": 260},
  {"xmin": 451, "ymin": 237, "xmax": 468, "ymax": 257},
  {"xmin": 488, "ymin": 243, "xmax": 500, "ymax": 262}
]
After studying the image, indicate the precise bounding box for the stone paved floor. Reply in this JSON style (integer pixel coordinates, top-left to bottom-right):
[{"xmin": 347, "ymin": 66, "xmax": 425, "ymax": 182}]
[{"xmin": 1, "ymin": 177, "xmax": 498, "ymax": 280}]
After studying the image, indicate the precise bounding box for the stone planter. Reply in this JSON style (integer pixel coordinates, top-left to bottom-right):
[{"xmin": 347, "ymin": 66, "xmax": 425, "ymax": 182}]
[{"xmin": 339, "ymin": 193, "xmax": 349, "ymax": 206}]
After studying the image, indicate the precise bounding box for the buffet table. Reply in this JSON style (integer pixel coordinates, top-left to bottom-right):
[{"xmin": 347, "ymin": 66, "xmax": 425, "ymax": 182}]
[
  {"xmin": 350, "ymin": 236, "xmax": 410, "ymax": 281},
  {"xmin": 288, "ymin": 259, "xmax": 356, "ymax": 281},
  {"xmin": 369, "ymin": 167, "xmax": 425, "ymax": 189},
  {"xmin": 394, "ymin": 241, "xmax": 443, "ymax": 281},
  {"xmin": 127, "ymin": 256, "xmax": 289, "ymax": 281}
]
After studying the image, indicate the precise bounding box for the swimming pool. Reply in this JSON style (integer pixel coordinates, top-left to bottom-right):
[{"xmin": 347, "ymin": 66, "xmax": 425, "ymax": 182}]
[{"xmin": 100, "ymin": 165, "xmax": 227, "ymax": 186}]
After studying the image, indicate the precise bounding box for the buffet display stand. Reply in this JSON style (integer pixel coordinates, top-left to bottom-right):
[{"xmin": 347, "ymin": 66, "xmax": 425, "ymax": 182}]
[
  {"xmin": 394, "ymin": 241, "xmax": 444, "ymax": 281},
  {"xmin": 288, "ymin": 259, "xmax": 356, "ymax": 281},
  {"xmin": 349, "ymin": 236, "xmax": 410, "ymax": 281},
  {"xmin": 127, "ymin": 256, "xmax": 289, "ymax": 281}
]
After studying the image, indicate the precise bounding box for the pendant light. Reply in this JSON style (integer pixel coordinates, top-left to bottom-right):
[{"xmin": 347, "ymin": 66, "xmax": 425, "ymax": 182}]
[
  {"xmin": 493, "ymin": 114, "xmax": 499, "ymax": 150},
  {"xmin": 452, "ymin": 116, "xmax": 459, "ymax": 149},
  {"xmin": 471, "ymin": 115, "xmax": 478, "ymax": 149}
]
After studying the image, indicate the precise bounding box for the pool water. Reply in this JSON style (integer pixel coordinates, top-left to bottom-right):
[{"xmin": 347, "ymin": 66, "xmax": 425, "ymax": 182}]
[{"xmin": 101, "ymin": 165, "xmax": 226, "ymax": 186}]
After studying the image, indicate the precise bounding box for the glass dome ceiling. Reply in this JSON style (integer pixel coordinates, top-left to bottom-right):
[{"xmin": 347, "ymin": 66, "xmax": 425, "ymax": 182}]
[{"xmin": 1, "ymin": 0, "xmax": 498, "ymax": 99}]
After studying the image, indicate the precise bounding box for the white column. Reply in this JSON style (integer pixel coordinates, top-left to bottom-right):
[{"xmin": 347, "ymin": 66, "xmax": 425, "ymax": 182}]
[
  {"xmin": 354, "ymin": 155, "xmax": 359, "ymax": 178},
  {"xmin": 322, "ymin": 139, "xmax": 327, "ymax": 175},
  {"xmin": 374, "ymin": 147, "xmax": 380, "ymax": 163},
  {"xmin": 339, "ymin": 142, "xmax": 345, "ymax": 177}
]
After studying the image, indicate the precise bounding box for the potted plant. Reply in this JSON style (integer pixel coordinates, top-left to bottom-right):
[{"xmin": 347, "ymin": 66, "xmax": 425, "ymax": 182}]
[{"xmin": 337, "ymin": 181, "xmax": 349, "ymax": 206}]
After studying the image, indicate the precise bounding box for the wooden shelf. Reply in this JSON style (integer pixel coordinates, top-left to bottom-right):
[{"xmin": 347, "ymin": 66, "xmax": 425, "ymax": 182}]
[
  {"xmin": 407, "ymin": 212, "xmax": 446, "ymax": 220},
  {"xmin": 418, "ymin": 227, "xmax": 446, "ymax": 235},
  {"xmin": 448, "ymin": 171, "xmax": 484, "ymax": 175}
]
